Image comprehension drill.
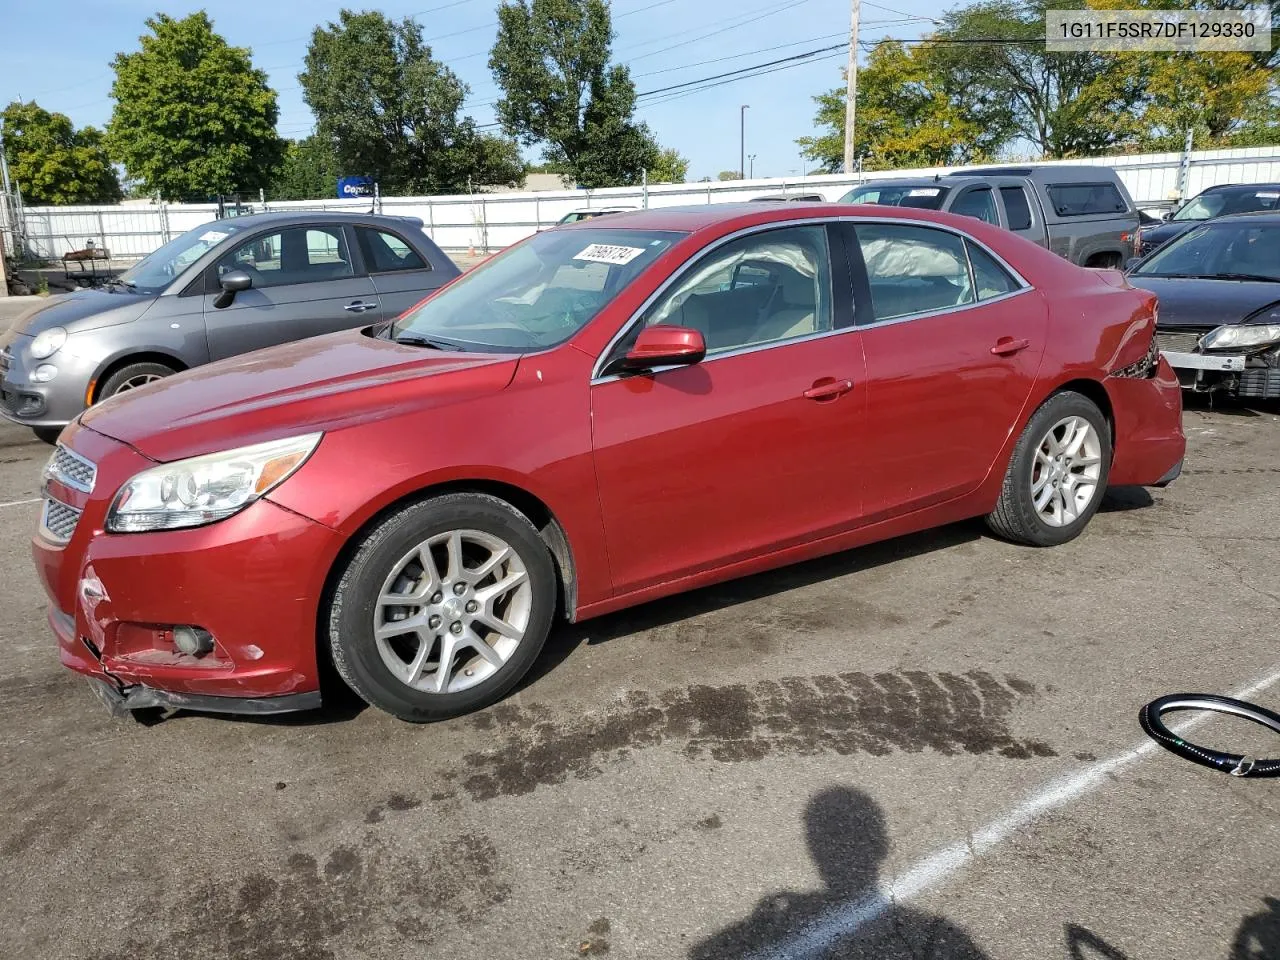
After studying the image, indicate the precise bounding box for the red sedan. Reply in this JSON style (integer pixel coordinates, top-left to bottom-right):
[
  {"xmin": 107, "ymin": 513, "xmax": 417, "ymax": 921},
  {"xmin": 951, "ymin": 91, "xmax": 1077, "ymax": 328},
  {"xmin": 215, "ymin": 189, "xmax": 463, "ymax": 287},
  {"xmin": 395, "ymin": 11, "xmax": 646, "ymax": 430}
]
[{"xmin": 33, "ymin": 204, "xmax": 1185, "ymax": 721}]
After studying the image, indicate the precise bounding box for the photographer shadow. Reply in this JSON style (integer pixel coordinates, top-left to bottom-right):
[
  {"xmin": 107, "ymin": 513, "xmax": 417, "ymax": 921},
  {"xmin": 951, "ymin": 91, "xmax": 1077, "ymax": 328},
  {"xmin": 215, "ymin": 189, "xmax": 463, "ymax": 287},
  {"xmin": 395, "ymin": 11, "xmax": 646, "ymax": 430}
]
[{"xmin": 689, "ymin": 786, "xmax": 989, "ymax": 960}]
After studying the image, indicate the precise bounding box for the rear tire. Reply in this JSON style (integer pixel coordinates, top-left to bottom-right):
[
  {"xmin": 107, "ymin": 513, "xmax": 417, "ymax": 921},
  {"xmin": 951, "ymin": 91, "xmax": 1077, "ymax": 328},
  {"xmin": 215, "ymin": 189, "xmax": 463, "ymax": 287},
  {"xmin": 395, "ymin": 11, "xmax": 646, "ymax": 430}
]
[
  {"xmin": 986, "ymin": 390, "xmax": 1112, "ymax": 546},
  {"xmin": 327, "ymin": 493, "xmax": 556, "ymax": 722},
  {"xmin": 96, "ymin": 361, "xmax": 176, "ymax": 401}
]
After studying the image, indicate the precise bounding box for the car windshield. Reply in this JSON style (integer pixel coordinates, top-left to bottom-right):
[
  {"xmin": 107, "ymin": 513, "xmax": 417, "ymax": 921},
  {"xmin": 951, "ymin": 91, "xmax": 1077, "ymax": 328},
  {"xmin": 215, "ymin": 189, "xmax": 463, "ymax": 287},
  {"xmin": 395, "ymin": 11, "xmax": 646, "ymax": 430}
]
[
  {"xmin": 117, "ymin": 221, "xmax": 242, "ymax": 293},
  {"xmin": 1172, "ymin": 189, "xmax": 1280, "ymax": 221},
  {"xmin": 1132, "ymin": 221, "xmax": 1280, "ymax": 281},
  {"xmin": 839, "ymin": 184, "xmax": 950, "ymax": 209},
  {"xmin": 389, "ymin": 228, "xmax": 684, "ymax": 351}
]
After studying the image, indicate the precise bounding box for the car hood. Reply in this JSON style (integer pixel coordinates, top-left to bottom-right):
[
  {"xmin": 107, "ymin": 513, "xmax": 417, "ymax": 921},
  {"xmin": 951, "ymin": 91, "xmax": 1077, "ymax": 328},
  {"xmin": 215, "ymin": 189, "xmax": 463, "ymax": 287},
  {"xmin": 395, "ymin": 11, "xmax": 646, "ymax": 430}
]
[
  {"xmin": 1140, "ymin": 221, "xmax": 1196, "ymax": 248},
  {"xmin": 8, "ymin": 287, "xmax": 155, "ymax": 336},
  {"xmin": 81, "ymin": 329, "xmax": 521, "ymax": 462},
  {"xmin": 1126, "ymin": 276, "xmax": 1280, "ymax": 329}
]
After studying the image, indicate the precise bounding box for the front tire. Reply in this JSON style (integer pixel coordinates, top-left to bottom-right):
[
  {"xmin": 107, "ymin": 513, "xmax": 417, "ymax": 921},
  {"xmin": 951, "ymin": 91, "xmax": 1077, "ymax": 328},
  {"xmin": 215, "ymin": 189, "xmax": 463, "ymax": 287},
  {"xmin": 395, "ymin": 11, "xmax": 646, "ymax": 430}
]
[
  {"xmin": 327, "ymin": 493, "xmax": 557, "ymax": 722},
  {"xmin": 97, "ymin": 361, "xmax": 176, "ymax": 401},
  {"xmin": 33, "ymin": 426, "xmax": 62, "ymax": 446},
  {"xmin": 986, "ymin": 390, "xmax": 1111, "ymax": 546}
]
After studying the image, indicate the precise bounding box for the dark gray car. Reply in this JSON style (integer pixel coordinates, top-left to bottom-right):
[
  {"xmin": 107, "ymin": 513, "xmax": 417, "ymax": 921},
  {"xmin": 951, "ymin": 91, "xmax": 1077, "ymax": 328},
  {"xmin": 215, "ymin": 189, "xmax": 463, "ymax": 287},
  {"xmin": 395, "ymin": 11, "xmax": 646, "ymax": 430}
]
[
  {"xmin": 838, "ymin": 165, "xmax": 1139, "ymax": 268},
  {"xmin": 0, "ymin": 211, "xmax": 458, "ymax": 442}
]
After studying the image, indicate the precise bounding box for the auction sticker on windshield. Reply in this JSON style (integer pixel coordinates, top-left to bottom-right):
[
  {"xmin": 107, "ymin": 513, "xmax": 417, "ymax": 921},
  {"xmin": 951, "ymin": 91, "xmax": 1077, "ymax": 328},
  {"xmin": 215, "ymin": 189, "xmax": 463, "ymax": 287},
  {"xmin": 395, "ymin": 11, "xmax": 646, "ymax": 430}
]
[
  {"xmin": 199, "ymin": 230, "xmax": 231, "ymax": 243},
  {"xmin": 574, "ymin": 244, "xmax": 645, "ymax": 265}
]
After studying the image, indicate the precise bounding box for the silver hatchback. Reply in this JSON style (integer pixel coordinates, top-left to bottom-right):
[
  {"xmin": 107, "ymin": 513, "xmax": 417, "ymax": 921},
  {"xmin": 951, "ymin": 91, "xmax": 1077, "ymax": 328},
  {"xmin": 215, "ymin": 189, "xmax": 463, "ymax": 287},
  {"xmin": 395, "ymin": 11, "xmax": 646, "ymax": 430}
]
[{"xmin": 0, "ymin": 210, "xmax": 459, "ymax": 443}]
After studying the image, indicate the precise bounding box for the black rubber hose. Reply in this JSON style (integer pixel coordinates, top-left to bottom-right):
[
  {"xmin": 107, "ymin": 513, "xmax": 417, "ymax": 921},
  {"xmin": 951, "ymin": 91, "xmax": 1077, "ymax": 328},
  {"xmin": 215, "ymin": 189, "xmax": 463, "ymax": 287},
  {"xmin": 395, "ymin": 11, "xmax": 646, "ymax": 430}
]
[{"xmin": 1139, "ymin": 694, "xmax": 1280, "ymax": 778}]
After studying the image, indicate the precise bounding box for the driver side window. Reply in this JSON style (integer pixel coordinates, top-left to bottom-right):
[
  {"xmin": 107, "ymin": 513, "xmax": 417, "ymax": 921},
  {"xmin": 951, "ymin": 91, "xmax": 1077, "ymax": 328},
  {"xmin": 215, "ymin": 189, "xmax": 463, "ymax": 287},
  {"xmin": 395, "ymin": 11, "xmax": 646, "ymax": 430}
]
[{"xmin": 638, "ymin": 225, "xmax": 833, "ymax": 354}]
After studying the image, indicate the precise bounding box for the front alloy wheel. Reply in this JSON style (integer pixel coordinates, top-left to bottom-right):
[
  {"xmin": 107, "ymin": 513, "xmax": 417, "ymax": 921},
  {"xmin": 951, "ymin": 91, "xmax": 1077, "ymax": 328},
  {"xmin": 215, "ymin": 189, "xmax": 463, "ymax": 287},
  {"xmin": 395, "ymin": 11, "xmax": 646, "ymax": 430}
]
[
  {"xmin": 374, "ymin": 529, "xmax": 532, "ymax": 695},
  {"xmin": 328, "ymin": 493, "xmax": 556, "ymax": 721}
]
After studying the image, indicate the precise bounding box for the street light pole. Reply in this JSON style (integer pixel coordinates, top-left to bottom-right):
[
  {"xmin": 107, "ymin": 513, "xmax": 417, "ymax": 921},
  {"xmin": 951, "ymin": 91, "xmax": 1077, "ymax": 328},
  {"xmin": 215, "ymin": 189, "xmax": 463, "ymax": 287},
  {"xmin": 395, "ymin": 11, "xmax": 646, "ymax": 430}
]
[
  {"xmin": 748, "ymin": 154, "xmax": 757, "ymax": 178},
  {"xmin": 842, "ymin": 0, "xmax": 861, "ymax": 174},
  {"xmin": 740, "ymin": 104, "xmax": 749, "ymax": 180}
]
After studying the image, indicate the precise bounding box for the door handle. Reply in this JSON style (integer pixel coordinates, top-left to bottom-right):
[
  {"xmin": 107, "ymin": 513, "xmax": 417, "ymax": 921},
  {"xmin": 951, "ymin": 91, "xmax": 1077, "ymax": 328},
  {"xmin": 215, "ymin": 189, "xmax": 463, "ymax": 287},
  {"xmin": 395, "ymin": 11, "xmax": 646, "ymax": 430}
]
[
  {"xmin": 990, "ymin": 337, "xmax": 1031, "ymax": 356},
  {"xmin": 803, "ymin": 378, "xmax": 854, "ymax": 402},
  {"xmin": 344, "ymin": 301, "xmax": 379, "ymax": 313}
]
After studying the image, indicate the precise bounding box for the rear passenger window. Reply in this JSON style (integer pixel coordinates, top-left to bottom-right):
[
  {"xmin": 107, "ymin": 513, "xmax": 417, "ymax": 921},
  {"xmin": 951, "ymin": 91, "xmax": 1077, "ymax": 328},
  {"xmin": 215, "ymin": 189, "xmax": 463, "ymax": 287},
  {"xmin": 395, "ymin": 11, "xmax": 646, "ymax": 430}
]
[
  {"xmin": 357, "ymin": 228, "xmax": 429, "ymax": 273},
  {"xmin": 1047, "ymin": 183, "xmax": 1127, "ymax": 217},
  {"xmin": 966, "ymin": 242, "xmax": 1019, "ymax": 300},
  {"xmin": 1000, "ymin": 187, "xmax": 1033, "ymax": 230},
  {"xmin": 951, "ymin": 187, "xmax": 999, "ymax": 225},
  {"xmin": 855, "ymin": 224, "xmax": 974, "ymax": 322}
]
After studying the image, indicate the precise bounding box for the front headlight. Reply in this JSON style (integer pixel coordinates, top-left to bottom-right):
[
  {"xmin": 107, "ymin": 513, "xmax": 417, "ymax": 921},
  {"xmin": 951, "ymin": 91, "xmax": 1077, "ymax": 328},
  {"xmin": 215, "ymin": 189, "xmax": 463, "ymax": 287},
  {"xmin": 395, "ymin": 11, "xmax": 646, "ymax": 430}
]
[
  {"xmin": 1199, "ymin": 324, "xmax": 1280, "ymax": 351},
  {"xmin": 106, "ymin": 433, "xmax": 322, "ymax": 533},
  {"xmin": 30, "ymin": 327, "xmax": 67, "ymax": 359}
]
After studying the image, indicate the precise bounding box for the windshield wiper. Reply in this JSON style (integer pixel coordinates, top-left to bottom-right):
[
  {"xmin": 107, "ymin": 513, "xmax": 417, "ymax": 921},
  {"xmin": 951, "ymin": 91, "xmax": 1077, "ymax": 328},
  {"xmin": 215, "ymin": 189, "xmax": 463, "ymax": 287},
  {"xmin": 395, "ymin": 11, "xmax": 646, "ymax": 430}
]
[
  {"xmin": 1204, "ymin": 272, "xmax": 1278, "ymax": 283},
  {"xmin": 393, "ymin": 333, "xmax": 463, "ymax": 351},
  {"xmin": 104, "ymin": 276, "xmax": 136, "ymax": 290}
]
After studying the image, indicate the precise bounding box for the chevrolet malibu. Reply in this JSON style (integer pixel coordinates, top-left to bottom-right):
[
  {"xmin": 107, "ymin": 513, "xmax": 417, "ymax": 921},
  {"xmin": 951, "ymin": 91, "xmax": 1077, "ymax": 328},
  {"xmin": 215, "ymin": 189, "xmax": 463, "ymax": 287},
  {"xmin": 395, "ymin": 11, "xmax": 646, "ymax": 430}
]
[{"xmin": 34, "ymin": 204, "xmax": 1186, "ymax": 722}]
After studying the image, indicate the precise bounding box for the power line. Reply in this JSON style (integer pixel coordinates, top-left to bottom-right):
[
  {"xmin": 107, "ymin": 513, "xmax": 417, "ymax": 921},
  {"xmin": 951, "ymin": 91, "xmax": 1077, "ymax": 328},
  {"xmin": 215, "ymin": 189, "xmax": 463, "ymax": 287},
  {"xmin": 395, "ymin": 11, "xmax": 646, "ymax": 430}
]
[
  {"xmin": 640, "ymin": 49, "xmax": 845, "ymax": 107},
  {"xmin": 637, "ymin": 43, "xmax": 845, "ymax": 97},
  {"xmin": 629, "ymin": 0, "xmax": 814, "ymax": 62}
]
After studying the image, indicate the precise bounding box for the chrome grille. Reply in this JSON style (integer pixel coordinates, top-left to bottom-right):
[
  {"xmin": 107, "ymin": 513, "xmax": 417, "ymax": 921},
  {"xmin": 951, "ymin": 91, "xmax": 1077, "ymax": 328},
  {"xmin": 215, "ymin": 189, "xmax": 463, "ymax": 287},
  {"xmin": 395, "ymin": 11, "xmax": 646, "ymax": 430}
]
[
  {"xmin": 40, "ymin": 498, "xmax": 81, "ymax": 544},
  {"xmin": 0, "ymin": 346, "xmax": 10, "ymax": 374},
  {"xmin": 1156, "ymin": 330, "xmax": 1210, "ymax": 355},
  {"xmin": 46, "ymin": 445, "xmax": 96, "ymax": 493}
]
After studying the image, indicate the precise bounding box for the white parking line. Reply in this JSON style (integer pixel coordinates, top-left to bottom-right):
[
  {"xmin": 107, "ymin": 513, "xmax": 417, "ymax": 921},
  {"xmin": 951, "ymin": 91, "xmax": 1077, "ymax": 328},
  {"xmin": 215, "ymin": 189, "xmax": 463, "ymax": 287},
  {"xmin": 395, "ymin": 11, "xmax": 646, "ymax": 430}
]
[
  {"xmin": 750, "ymin": 665, "xmax": 1280, "ymax": 960},
  {"xmin": 0, "ymin": 497, "xmax": 40, "ymax": 509}
]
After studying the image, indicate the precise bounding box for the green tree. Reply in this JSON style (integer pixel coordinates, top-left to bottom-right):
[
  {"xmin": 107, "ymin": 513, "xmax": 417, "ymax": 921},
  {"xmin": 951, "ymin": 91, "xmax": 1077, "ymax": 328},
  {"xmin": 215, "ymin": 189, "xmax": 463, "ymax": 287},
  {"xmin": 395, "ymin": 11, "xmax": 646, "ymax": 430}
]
[
  {"xmin": 647, "ymin": 148, "xmax": 689, "ymax": 183},
  {"xmin": 1, "ymin": 101, "xmax": 121, "ymax": 205},
  {"xmin": 717, "ymin": 170, "xmax": 742, "ymax": 181},
  {"xmin": 106, "ymin": 12, "xmax": 283, "ymax": 200},
  {"xmin": 300, "ymin": 9, "xmax": 524, "ymax": 194},
  {"xmin": 927, "ymin": 0, "xmax": 1147, "ymax": 157},
  {"xmin": 800, "ymin": 40, "xmax": 1015, "ymax": 172},
  {"xmin": 270, "ymin": 135, "xmax": 341, "ymax": 200},
  {"xmin": 489, "ymin": 0, "xmax": 665, "ymax": 187}
]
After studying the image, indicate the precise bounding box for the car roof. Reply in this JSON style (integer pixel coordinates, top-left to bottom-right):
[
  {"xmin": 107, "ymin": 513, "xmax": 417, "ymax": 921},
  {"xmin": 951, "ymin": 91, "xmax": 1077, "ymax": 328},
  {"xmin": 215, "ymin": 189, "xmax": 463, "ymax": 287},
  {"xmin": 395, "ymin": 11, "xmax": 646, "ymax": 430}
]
[
  {"xmin": 946, "ymin": 165, "xmax": 1122, "ymax": 184},
  {"xmin": 1196, "ymin": 183, "xmax": 1280, "ymax": 195},
  {"xmin": 203, "ymin": 210, "xmax": 425, "ymax": 229}
]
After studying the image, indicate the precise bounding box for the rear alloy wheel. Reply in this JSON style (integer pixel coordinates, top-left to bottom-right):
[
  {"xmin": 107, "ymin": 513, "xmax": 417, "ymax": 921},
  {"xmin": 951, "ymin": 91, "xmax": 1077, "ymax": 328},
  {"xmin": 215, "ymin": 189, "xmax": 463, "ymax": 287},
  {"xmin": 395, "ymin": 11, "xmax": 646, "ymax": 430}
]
[
  {"xmin": 986, "ymin": 391, "xmax": 1112, "ymax": 546},
  {"xmin": 327, "ymin": 493, "xmax": 556, "ymax": 721},
  {"xmin": 97, "ymin": 361, "xmax": 176, "ymax": 401}
]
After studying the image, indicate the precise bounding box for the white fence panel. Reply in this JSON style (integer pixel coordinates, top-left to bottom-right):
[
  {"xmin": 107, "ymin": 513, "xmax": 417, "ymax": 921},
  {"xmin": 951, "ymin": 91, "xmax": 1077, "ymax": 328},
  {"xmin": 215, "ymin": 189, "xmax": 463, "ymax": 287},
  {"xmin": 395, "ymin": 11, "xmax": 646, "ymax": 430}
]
[{"xmin": 17, "ymin": 144, "xmax": 1280, "ymax": 260}]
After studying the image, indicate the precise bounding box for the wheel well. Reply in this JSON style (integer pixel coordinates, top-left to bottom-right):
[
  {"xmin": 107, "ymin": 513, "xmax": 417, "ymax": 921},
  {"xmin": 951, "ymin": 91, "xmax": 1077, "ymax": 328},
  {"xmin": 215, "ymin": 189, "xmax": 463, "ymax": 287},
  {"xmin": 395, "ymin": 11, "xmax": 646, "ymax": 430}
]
[
  {"xmin": 91, "ymin": 353, "xmax": 186, "ymax": 403},
  {"xmin": 1056, "ymin": 378, "xmax": 1114, "ymax": 435},
  {"xmin": 1084, "ymin": 251, "xmax": 1122, "ymax": 269},
  {"xmin": 320, "ymin": 479, "xmax": 578, "ymax": 628}
]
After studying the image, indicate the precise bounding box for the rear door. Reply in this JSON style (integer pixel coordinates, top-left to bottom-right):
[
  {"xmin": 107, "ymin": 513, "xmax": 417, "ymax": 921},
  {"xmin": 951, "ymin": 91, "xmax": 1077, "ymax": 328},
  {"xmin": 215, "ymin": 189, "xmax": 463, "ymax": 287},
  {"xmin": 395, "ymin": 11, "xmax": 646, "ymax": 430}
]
[
  {"xmin": 848, "ymin": 220, "xmax": 1047, "ymax": 521},
  {"xmin": 994, "ymin": 180, "xmax": 1048, "ymax": 247},
  {"xmin": 949, "ymin": 186, "xmax": 1002, "ymax": 227},
  {"xmin": 202, "ymin": 224, "xmax": 379, "ymax": 360},
  {"xmin": 357, "ymin": 225, "xmax": 450, "ymax": 319}
]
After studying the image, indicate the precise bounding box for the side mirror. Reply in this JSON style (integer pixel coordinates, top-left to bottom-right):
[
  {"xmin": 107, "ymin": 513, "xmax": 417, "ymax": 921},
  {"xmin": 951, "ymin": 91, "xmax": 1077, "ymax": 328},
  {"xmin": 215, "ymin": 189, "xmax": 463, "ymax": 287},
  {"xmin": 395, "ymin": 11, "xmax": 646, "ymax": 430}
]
[
  {"xmin": 620, "ymin": 325, "xmax": 706, "ymax": 372},
  {"xmin": 1123, "ymin": 257, "xmax": 1142, "ymax": 273},
  {"xmin": 213, "ymin": 269, "xmax": 252, "ymax": 309}
]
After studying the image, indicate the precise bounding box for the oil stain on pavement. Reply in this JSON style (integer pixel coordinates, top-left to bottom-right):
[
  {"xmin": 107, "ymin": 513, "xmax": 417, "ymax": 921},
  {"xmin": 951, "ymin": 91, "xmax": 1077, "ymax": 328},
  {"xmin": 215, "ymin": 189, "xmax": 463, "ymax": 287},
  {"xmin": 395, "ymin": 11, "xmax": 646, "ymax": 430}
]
[
  {"xmin": 88, "ymin": 828, "xmax": 509, "ymax": 960},
  {"xmin": 461, "ymin": 670, "xmax": 1054, "ymax": 801}
]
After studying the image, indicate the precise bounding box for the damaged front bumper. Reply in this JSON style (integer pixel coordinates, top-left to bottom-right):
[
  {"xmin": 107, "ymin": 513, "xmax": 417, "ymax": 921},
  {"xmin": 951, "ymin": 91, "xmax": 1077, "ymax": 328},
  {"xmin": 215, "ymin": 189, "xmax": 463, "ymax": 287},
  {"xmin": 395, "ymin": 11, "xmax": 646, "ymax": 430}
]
[{"xmin": 85, "ymin": 676, "xmax": 321, "ymax": 717}]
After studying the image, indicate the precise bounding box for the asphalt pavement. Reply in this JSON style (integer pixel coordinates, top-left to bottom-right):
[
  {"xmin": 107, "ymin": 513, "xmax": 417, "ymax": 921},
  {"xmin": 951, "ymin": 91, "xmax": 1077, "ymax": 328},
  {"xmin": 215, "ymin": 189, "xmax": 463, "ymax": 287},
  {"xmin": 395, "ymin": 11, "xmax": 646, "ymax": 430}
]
[{"xmin": 0, "ymin": 330, "xmax": 1277, "ymax": 958}]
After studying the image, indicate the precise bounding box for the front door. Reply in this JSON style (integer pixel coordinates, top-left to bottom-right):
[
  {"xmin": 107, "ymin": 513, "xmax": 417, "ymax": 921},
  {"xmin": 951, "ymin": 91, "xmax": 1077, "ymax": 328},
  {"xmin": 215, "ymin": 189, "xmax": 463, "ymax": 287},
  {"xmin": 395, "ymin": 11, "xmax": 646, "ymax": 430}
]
[
  {"xmin": 848, "ymin": 221, "xmax": 1047, "ymax": 521},
  {"xmin": 203, "ymin": 224, "xmax": 379, "ymax": 360},
  {"xmin": 590, "ymin": 223, "xmax": 866, "ymax": 595}
]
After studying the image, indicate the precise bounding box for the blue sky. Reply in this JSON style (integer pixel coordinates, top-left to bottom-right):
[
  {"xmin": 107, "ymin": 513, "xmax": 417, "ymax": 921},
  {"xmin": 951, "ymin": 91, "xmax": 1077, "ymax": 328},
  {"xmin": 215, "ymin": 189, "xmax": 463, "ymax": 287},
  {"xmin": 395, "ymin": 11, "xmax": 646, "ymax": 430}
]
[{"xmin": 0, "ymin": 0, "xmax": 937, "ymax": 185}]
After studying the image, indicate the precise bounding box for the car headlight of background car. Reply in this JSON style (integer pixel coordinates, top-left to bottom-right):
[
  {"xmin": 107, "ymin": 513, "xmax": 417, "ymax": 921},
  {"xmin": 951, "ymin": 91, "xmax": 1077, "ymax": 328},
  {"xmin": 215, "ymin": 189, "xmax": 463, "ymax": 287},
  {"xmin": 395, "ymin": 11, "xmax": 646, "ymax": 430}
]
[
  {"xmin": 106, "ymin": 433, "xmax": 322, "ymax": 533},
  {"xmin": 1199, "ymin": 324, "xmax": 1280, "ymax": 351},
  {"xmin": 29, "ymin": 327, "xmax": 67, "ymax": 359}
]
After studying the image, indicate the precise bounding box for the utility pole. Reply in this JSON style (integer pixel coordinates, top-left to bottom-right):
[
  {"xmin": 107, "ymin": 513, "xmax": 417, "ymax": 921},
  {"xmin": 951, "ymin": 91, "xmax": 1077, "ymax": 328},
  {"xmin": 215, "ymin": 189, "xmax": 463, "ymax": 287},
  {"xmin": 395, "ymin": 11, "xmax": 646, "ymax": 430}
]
[
  {"xmin": 842, "ymin": 0, "xmax": 861, "ymax": 174},
  {"xmin": 740, "ymin": 104, "xmax": 749, "ymax": 180}
]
